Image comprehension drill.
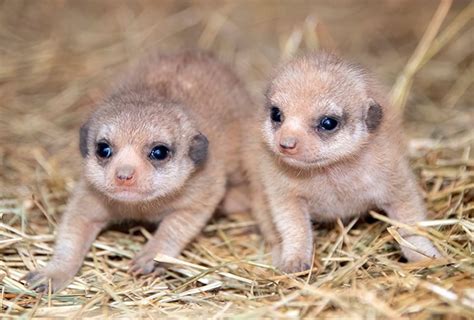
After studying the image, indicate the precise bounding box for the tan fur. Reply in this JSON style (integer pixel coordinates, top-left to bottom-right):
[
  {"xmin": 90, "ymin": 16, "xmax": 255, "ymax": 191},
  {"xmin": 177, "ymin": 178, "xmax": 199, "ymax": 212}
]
[
  {"xmin": 243, "ymin": 52, "xmax": 441, "ymax": 273},
  {"xmin": 25, "ymin": 51, "xmax": 251, "ymax": 292}
]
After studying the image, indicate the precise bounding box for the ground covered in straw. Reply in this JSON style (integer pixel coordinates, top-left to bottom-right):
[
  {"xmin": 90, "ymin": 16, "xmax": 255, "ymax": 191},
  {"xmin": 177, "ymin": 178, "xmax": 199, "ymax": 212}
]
[{"xmin": 1, "ymin": 1, "xmax": 473, "ymax": 318}]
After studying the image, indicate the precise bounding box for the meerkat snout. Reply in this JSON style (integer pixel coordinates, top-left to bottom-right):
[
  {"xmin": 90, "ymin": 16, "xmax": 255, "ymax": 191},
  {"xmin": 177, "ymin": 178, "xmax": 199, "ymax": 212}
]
[
  {"xmin": 107, "ymin": 145, "xmax": 141, "ymax": 188},
  {"xmin": 279, "ymin": 136, "xmax": 298, "ymax": 154},
  {"xmin": 273, "ymin": 113, "xmax": 306, "ymax": 156},
  {"xmin": 115, "ymin": 165, "xmax": 136, "ymax": 186}
]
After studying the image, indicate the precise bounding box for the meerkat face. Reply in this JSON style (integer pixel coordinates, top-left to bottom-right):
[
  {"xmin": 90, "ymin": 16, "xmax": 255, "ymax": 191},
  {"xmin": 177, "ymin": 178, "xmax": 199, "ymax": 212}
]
[
  {"xmin": 80, "ymin": 97, "xmax": 208, "ymax": 202},
  {"xmin": 262, "ymin": 54, "xmax": 383, "ymax": 169}
]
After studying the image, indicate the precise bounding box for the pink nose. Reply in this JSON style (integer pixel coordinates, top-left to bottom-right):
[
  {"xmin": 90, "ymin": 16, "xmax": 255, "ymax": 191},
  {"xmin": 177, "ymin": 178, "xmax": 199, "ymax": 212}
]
[
  {"xmin": 279, "ymin": 137, "xmax": 298, "ymax": 154},
  {"xmin": 115, "ymin": 166, "xmax": 136, "ymax": 186}
]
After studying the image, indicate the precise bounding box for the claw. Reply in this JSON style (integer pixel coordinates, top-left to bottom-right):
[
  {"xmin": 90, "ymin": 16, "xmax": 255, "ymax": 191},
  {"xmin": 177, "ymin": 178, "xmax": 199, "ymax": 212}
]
[
  {"xmin": 277, "ymin": 253, "xmax": 312, "ymax": 274},
  {"xmin": 129, "ymin": 253, "xmax": 164, "ymax": 277},
  {"xmin": 23, "ymin": 271, "xmax": 48, "ymax": 292},
  {"xmin": 23, "ymin": 269, "xmax": 73, "ymax": 293}
]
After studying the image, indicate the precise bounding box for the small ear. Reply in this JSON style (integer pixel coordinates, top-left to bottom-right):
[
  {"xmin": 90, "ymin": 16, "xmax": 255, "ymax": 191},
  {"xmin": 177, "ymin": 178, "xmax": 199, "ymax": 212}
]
[
  {"xmin": 79, "ymin": 120, "xmax": 90, "ymax": 158},
  {"xmin": 264, "ymin": 85, "xmax": 272, "ymax": 100},
  {"xmin": 365, "ymin": 101, "xmax": 383, "ymax": 132},
  {"xmin": 189, "ymin": 133, "xmax": 209, "ymax": 166}
]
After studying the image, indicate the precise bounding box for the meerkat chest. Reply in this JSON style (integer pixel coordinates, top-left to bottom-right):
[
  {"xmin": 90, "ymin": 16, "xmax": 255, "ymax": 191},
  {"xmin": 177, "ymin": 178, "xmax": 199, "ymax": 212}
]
[
  {"xmin": 107, "ymin": 201, "xmax": 175, "ymax": 222},
  {"xmin": 298, "ymin": 168, "xmax": 387, "ymax": 220}
]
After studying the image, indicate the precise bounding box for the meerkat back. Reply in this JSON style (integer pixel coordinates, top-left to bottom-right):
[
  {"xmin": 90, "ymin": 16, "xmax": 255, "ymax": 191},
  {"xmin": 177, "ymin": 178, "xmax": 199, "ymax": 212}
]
[{"xmin": 138, "ymin": 52, "xmax": 249, "ymax": 178}]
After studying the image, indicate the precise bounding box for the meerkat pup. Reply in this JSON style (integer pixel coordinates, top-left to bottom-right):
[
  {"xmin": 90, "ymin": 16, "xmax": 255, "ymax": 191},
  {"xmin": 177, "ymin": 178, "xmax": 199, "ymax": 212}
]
[
  {"xmin": 244, "ymin": 52, "xmax": 441, "ymax": 273},
  {"xmin": 25, "ymin": 52, "xmax": 250, "ymax": 292}
]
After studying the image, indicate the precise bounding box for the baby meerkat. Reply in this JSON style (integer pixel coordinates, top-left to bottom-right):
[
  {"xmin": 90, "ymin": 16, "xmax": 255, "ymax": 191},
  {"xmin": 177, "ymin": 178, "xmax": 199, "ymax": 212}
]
[
  {"xmin": 244, "ymin": 52, "xmax": 441, "ymax": 273},
  {"xmin": 25, "ymin": 51, "xmax": 250, "ymax": 292}
]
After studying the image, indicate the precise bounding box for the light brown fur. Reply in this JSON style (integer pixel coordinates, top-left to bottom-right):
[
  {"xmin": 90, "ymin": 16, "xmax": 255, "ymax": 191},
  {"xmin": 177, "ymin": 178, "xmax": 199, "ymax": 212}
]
[
  {"xmin": 243, "ymin": 52, "xmax": 441, "ymax": 273},
  {"xmin": 25, "ymin": 51, "xmax": 251, "ymax": 292}
]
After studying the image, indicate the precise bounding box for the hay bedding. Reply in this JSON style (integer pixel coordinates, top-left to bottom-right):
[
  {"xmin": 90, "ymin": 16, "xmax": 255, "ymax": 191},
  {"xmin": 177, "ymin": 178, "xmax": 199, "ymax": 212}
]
[{"xmin": 0, "ymin": 1, "xmax": 473, "ymax": 318}]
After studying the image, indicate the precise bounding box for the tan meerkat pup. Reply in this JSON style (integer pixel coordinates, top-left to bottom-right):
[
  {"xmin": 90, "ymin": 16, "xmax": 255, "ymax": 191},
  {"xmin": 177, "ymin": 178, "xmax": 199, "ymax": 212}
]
[
  {"xmin": 25, "ymin": 51, "xmax": 250, "ymax": 292},
  {"xmin": 244, "ymin": 52, "xmax": 442, "ymax": 273}
]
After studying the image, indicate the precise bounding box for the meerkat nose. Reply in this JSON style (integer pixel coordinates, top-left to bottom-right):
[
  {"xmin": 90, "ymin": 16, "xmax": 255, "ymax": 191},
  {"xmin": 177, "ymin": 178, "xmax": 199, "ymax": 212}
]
[
  {"xmin": 279, "ymin": 137, "xmax": 298, "ymax": 154},
  {"xmin": 115, "ymin": 165, "xmax": 136, "ymax": 186}
]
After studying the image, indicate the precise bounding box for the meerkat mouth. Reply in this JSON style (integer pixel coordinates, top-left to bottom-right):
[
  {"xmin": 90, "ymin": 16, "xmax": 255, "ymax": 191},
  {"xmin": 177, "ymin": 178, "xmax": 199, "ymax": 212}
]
[
  {"xmin": 108, "ymin": 188, "xmax": 155, "ymax": 202},
  {"xmin": 279, "ymin": 154, "xmax": 329, "ymax": 168}
]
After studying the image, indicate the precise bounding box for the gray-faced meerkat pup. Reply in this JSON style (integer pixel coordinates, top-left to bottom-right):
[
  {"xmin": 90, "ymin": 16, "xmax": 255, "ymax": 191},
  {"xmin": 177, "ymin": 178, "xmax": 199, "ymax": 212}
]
[
  {"xmin": 243, "ymin": 52, "xmax": 442, "ymax": 273},
  {"xmin": 25, "ymin": 51, "xmax": 250, "ymax": 292}
]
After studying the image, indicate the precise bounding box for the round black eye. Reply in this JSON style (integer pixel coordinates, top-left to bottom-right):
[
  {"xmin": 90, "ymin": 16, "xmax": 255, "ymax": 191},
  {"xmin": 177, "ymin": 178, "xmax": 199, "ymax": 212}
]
[
  {"xmin": 96, "ymin": 142, "xmax": 113, "ymax": 158},
  {"xmin": 319, "ymin": 117, "xmax": 338, "ymax": 131},
  {"xmin": 270, "ymin": 106, "xmax": 283, "ymax": 123},
  {"xmin": 149, "ymin": 145, "xmax": 170, "ymax": 161}
]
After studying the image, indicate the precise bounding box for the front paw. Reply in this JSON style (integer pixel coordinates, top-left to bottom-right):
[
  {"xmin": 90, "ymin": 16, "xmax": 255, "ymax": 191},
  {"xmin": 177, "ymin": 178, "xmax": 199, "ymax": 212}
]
[
  {"xmin": 277, "ymin": 252, "xmax": 312, "ymax": 273},
  {"xmin": 23, "ymin": 268, "xmax": 73, "ymax": 293},
  {"xmin": 401, "ymin": 235, "xmax": 442, "ymax": 262},
  {"xmin": 129, "ymin": 251, "xmax": 164, "ymax": 276}
]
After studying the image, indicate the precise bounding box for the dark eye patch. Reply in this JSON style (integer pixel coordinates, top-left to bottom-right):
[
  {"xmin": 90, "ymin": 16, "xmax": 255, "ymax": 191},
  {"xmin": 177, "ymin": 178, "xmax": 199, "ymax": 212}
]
[
  {"xmin": 319, "ymin": 116, "xmax": 338, "ymax": 131},
  {"xmin": 96, "ymin": 141, "xmax": 113, "ymax": 159},
  {"xmin": 315, "ymin": 114, "xmax": 343, "ymax": 134},
  {"xmin": 145, "ymin": 141, "xmax": 174, "ymax": 167},
  {"xmin": 270, "ymin": 106, "xmax": 283, "ymax": 123},
  {"xmin": 149, "ymin": 145, "xmax": 171, "ymax": 161}
]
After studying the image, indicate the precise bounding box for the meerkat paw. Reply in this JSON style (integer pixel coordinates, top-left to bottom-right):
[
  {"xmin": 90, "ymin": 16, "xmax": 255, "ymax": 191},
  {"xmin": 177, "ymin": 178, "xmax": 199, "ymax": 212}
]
[
  {"xmin": 129, "ymin": 251, "xmax": 164, "ymax": 276},
  {"xmin": 23, "ymin": 268, "xmax": 73, "ymax": 293},
  {"xmin": 400, "ymin": 235, "xmax": 442, "ymax": 262},
  {"xmin": 277, "ymin": 252, "xmax": 312, "ymax": 274}
]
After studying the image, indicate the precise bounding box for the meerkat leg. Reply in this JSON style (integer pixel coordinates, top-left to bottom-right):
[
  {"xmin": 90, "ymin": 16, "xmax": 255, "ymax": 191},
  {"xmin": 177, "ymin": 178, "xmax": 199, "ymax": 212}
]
[
  {"xmin": 220, "ymin": 183, "xmax": 250, "ymax": 214},
  {"xmin": 269, "ymin": 195, "xmax": 313, "ymax": 273},
  {"xmin": 24, "ymin": 193, "xmax": 109, "ymax": 292},
  {"xmin": 382, "ymin": 180, "xmax": 441, "ymax": 261},
  {"xmin": 129, "ymin": 207, "xmax": 214, "ymax": 276},
  {"xmin": 220, "ymin": 163, "xmax": 250, "ymax": 214}
]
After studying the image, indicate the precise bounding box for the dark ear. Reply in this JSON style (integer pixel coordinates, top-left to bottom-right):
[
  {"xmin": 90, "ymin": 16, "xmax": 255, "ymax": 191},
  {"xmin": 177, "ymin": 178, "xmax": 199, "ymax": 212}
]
[
  {"xmin": 264, "ymin": 85, "xmax": 272, "ymax": 100},
  {"xmin": 79, "ymin": 120, "xmax": 90, "ymax": 158},
  {"xmin": 365, "ymin": 101, "xmax": 383, "ymax": 132},
  {"xmin": 189, "ymin": 133, "xmax": 209, "ymax": 166}
]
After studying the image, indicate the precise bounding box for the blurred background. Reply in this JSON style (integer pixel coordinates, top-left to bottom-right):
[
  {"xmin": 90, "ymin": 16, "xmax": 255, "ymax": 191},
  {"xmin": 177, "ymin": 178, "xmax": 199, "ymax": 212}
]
[{"xmin": 0, "ymin": 0, "xmax": 472, "ymax": 192}]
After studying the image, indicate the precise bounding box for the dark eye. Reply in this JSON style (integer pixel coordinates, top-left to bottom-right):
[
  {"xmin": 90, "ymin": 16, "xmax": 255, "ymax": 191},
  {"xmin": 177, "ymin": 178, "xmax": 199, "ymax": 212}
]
[
  {"xmin": 96, "ymin": 142, "xmax": 113, "ymax": 158},
  {"xmin": 270, "ymin": 106, "xmax": 283, "ymax": 123},
  {"xmin": 149, "ymin": 145, "xmax": 170, "ymax": 161},
  {"xmin": 319, "ymin": 117, "xmax": 339, "ymax": 131}
]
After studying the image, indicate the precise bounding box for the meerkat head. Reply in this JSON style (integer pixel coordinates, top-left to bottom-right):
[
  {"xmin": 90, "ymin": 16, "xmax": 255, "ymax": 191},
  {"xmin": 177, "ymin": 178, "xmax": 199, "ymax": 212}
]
[
  {"xmin": 262, "ymin": 52, "xmax": 384, "ymax": 169},
  {"xmin": 79, "ymin": 88, "xmax": 208, "ymax": 202}
]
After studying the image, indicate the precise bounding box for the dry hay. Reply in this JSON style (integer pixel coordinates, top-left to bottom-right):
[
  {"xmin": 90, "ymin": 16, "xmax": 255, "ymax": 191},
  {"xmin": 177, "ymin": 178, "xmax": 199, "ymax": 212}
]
[{"xmin": 0, "ymin": 1, "xmax": 473, "ymax": 318}]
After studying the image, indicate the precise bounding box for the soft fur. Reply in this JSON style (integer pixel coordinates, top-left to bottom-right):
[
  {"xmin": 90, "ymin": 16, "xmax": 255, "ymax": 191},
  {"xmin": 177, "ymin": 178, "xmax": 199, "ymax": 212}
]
[
  {"xmin": 243, "ymin": 52, "xmax": 441, "ymax": 273},
  {"xmin": 25, "ymin": 51, "xmax": 251, "ymax": 292}
]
